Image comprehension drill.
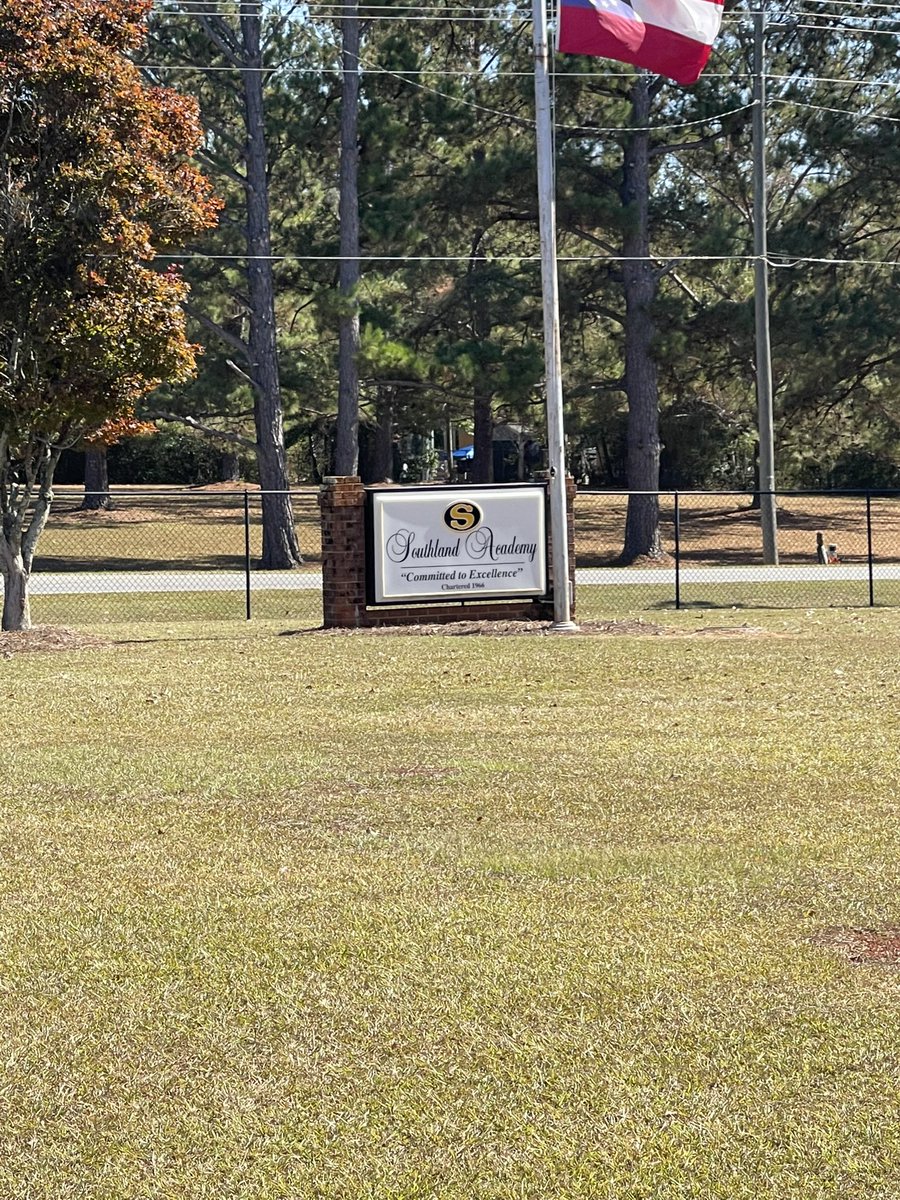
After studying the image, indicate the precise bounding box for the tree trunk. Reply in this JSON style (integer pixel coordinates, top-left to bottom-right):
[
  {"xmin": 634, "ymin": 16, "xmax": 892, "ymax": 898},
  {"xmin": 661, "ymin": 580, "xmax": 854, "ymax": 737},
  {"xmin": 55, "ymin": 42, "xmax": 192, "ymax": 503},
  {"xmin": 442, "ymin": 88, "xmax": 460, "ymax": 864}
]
[
  {"xmin": 372, "ymin": 393, "xmax": 394, "ymax": 482},
  {"xmin": 597, "ymin": 437, "xmax": 614, "ymax": 486},
  {"xmin": 334, "ymin": 4, "xmax": 361, "ymax": 476},
  {"xmin": 80, "ymin": 445, "xmax": 110, "ymax": 510},
  {"xmin": 240, "ymin": 6, "xmax": 302, "ymax": 567},
  {"xmin": 468, "ymin": 230, "xmax": 493, "ymax": 484},
  {"xmin": 620, "ymin": 75, "xmax": 664, "ymax": 563},
  {"xmin": 0, "ymin": 550, "xmax": 30, "ymax": 632},
  {"xmin": 360, "ymin": 388, "xmax": 394, "ymax": 483},
  {"xmin": 220, "ymin": 449, "xmax": 241, "ymax": 482},
  {"xmin": 472, "ymin": 386, "xmax": 493, "ymax": 484},
  {"xmin": 0, "ymin": 443, "xmax": 61, "ymax": 631}
]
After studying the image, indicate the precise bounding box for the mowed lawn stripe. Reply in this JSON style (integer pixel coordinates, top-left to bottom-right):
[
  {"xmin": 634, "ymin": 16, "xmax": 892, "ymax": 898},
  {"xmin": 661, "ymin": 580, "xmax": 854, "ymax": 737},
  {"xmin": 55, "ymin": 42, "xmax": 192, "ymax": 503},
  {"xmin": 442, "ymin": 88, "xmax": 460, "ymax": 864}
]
[{"xmin": 1, "ymin": 618, "xmax": 899, "ymax": 1198}]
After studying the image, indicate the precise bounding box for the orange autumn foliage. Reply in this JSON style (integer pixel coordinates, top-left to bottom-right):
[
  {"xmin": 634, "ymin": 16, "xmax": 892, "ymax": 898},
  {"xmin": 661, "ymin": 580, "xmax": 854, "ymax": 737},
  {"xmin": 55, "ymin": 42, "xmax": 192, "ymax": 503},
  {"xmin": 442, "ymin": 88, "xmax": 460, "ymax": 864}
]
[
  {"xmin": 0, "ymin": 0, "xmax": 221, "ymax": 442},
  {"xmin": 84, "ymin": 416, "xmax": 157, "ymax": 447}
]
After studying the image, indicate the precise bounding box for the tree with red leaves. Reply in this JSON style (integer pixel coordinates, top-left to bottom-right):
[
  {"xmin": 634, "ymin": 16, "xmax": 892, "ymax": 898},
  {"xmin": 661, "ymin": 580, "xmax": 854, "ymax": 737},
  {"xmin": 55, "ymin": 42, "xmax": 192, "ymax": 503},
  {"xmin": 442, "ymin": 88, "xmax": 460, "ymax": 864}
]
[{"xmin": 0, "ymin": 0, "xmax": 219, "ymax": 630}]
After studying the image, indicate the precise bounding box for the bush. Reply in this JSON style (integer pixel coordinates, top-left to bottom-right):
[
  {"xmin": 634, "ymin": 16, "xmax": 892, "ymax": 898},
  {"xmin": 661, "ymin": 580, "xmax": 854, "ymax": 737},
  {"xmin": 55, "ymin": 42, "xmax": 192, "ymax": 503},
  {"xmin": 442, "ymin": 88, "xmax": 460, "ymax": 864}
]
[
  {"xmin": 797, "ymin": 446, "xmax": 900, "ymax": 491},
  {"xmin": 107, "ymin": 428, "xmax": 256, "ymax": 485}
]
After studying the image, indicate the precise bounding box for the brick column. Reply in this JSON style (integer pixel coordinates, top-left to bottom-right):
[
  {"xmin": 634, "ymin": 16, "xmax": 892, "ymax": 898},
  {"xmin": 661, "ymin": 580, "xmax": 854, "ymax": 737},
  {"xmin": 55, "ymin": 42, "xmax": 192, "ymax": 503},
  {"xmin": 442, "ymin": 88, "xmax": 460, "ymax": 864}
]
[{"xmin": 318, "ymin": 476, "xmax": 366, "ymax": 627}]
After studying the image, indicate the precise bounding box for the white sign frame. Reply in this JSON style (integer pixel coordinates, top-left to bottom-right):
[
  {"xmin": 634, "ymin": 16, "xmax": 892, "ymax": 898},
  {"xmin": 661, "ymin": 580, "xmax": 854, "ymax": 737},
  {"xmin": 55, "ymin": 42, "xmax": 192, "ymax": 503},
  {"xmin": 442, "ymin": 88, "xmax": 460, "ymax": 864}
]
[{"xmin": 366, "ymin": 484, "xmax": 548, "ymax": 605}]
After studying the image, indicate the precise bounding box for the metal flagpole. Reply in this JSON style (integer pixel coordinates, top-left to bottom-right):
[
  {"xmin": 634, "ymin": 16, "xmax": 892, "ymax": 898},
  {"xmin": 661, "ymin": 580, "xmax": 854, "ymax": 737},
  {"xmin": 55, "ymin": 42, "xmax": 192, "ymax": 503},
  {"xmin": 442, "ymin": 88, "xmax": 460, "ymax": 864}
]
[
  {"xmin": 753, "ymin": 3, "xmax": 778, "ymax": 564},
  {"xmin": 532, "ymin": 0, "xmax": 577, "ymax": 629}
]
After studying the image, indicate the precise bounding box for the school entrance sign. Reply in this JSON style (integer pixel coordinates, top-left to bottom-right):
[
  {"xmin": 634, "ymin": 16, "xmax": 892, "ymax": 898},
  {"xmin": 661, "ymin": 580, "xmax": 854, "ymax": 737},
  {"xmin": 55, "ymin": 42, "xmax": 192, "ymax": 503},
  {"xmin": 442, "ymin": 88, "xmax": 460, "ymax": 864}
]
[
  {"xmin": 318, "ymin": 476, "xmax": 573, "ymax": 629},
  {"xmin": 367, "ymin": 484, "xmax": 548, "ymax": 605}
]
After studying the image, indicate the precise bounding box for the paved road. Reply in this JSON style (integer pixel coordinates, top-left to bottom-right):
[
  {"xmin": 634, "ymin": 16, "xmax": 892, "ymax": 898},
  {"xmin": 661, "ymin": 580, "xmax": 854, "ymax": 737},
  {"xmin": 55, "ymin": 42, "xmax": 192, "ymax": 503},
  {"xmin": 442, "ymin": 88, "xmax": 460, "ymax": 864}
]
[{"xmin": 24, "ymin": 563, "xmax": 900, "ymax": 594}]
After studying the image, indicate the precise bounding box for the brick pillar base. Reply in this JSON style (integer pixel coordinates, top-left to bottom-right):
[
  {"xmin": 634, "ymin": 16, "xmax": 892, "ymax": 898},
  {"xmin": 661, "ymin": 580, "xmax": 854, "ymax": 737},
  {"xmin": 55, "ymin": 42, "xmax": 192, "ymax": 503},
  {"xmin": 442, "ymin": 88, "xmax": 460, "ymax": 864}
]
[
  {"xmin": 319, "ymin": 476, "xmax": 367, "ymax": 628},
  {"xmin": 318, "ymin": 477, "xmax": 577, "ymax": 629}
]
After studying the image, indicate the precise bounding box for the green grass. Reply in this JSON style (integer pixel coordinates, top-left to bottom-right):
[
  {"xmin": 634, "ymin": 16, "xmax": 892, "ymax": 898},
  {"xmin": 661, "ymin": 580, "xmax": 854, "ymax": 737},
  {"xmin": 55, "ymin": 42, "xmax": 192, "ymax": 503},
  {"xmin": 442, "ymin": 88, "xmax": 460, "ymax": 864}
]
[
  {"xmin": 576, "ymin": 580, "xmax": 900, "ymax": 615},
  {"xmin": 30, "ymin": 588, "xmax": 323, "ymax": 627},
  {"xmin": 28, "ymin": 578, "xmax": 900, "ymax": 630},
  {"xmin": 3, "ymin": 613, "xmax": 900, "ymax": 1198}
]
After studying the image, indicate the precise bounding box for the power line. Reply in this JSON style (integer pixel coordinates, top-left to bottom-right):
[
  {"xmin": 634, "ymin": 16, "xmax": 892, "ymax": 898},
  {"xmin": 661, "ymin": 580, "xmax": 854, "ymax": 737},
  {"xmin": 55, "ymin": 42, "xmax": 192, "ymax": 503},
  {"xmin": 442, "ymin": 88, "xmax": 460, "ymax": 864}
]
[
  {"xmin": 150, "ymin": 9, "xmax": 532, "ymax": 18},
  {"xmin": 768, "ymin": 74, "xmax": 900, "ymax": 87},
  {"xmin": 137, "ymin": 45, "xmax": 900, "ymax": 82},
  {"xmin": 557, "ymin": 101, "xmax": 756, "ymax": 135},
  {"xmin": 152, "ymin": 0, "xmax": 900, "ymax": 7},
  {"xmin": 152, "ymin": 0, "xmax": 900, "ymax": 11},
  {"xmin": 151, "ymin": 252, "xmax": 900, "ymax": 266},
  {"xmin": 769, "ymin": 19, "xmax": 900, "ymax": 34},
  {"xmin": 138, "ymin": 57, "xmax": 900, "ymax": 97},
  {"xmin": 771, "ymin": 97, "xmax": 900, "ymax": 122},
  {"xmin": 795, "ymin": 0, "xmax": 900, "ymax": 9},
  {"xmin": 140, "ymin": 62, "xmax": 758, "ymax": 77}
]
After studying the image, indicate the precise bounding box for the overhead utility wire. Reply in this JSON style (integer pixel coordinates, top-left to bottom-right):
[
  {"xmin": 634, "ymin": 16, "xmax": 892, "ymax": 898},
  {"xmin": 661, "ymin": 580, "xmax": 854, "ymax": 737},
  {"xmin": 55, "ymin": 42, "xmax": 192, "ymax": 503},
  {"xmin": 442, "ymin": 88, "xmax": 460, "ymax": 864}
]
[
  {"xmin": 139, "ymin": 62, "xmax": 758, "ymax": 77},
  {"xmin": 767, "ymin": 74, "xmax": 900, "ymax": 86},
  {"xmin": 304, "ymin": 26, "xmax": 759, "ymax": 132},
  {"xmin": 138, "ymin": 60, "xmax": 900, "ymax": 89},
  {"xmin": 149, "ymin": 7, "xmax": 754, "ymax": 20},
  {"xmin": 151, "ymin": 252, "xmax": 900, "ymax": 267},
  {"xmin": 152, "ymin": 0, "xmax": 900, "ymax": 8},
  {"xmin": 796, "ymin": 0, "xmax": 900, "ymax": 9},
  {"xmin": 793, "ymin": 4, "xmax": 900, "ymax": 18},
  {"xmin": 151, "ymin": 0, "xmax": 900, "ymax": 16},
  {"xmin": 769, "ymin": 19, "xmax": 900, "ymax": 33},
  {"xmin": 151, "ymin": 12, "xmax": 535, "ymax": 18},
  {"xmin": 770, "ymin": 97, "xmax": 900, "ymax": 121}
]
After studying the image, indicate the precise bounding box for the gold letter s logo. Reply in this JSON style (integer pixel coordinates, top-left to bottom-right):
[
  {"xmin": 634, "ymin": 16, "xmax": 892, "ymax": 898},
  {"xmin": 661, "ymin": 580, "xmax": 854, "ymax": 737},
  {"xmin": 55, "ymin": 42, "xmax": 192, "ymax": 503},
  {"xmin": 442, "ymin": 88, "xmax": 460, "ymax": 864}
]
[{"xmin": 444, "ymin": 501, "xmax": 482, "ymax": 532}]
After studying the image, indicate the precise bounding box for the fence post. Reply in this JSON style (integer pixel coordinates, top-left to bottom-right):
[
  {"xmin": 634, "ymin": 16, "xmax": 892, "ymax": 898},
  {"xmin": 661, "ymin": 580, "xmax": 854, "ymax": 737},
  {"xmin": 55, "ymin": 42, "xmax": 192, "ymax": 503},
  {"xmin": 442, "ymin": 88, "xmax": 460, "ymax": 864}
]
[
  {"xmin": 674, "ymin": 491, "xmax": 681, "ymax": 610},
  {"xmin": 866, "ymin": 490, "xmax": 875, "ymax": 608},
  {"xmin": 244, "ymin": 490, "xmax": 252, "ymax": 621}
]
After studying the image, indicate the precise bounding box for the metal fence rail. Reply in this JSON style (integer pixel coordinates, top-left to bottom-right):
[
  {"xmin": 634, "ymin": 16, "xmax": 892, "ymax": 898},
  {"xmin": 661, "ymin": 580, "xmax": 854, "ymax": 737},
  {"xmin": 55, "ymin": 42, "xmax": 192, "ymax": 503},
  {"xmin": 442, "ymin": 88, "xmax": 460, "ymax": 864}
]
[{"xmin": 10, "ymin": 486, "xmax": 900, "ymax": 626}]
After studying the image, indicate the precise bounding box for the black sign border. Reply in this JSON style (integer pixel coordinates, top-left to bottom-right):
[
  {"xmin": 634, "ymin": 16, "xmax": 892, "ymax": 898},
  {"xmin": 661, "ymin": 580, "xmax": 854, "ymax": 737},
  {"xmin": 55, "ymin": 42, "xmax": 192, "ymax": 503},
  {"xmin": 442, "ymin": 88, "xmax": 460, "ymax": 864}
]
[{"xmin": 364, "ymin": 482, "xmax": 550, "ymax": 608}]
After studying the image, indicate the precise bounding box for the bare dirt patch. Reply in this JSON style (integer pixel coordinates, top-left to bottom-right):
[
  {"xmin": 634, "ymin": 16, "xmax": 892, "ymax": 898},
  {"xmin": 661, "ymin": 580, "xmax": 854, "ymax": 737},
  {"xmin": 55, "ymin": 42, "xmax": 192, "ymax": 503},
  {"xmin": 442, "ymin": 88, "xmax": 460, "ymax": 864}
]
[
  {"xmin": 50, "ymin": 506, "xmax": 169, "ymax": 525},
  {"xmin": 0, "ymin": 626, "xmax": 110, "ymax": 657},
  {"xmin": 814, "ymin": 927, "xmax": 900, "ymax": 966},
  {"xmin": 188, "ymin": 481, "xmax": 260, "ymax": 493}
]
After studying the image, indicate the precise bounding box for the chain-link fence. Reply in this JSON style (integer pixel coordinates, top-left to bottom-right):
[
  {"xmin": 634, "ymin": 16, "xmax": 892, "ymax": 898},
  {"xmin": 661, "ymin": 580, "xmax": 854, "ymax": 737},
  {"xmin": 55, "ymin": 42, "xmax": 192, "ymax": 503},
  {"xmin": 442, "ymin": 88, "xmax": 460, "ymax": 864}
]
[
  {"xmin": 575, "ymin": 490, "xmax": 900, "ymax": 614},
  {"xmin": 15, "ymin": 487, "xmax": 900, "ymax": 626},
  {"xmin": 28, "ymin": 487, "xmax": 323, "ymax": 627}
]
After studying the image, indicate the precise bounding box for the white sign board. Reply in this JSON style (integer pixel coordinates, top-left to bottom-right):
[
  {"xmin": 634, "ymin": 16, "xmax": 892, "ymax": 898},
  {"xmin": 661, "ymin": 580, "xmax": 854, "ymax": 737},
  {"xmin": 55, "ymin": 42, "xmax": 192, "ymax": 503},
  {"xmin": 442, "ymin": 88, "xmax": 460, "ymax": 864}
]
[{"xmin": 368, "ymin": 485, "xmax": 547, "ymax": 605}]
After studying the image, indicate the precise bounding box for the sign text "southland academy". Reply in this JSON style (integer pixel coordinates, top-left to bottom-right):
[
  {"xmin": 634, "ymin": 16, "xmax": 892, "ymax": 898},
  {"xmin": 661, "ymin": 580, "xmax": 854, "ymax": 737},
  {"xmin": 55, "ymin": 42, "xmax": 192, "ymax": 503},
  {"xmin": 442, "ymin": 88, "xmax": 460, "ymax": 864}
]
[{"xmin": 386, "ymin": 527, "xmax": 538, "ymax": 565}]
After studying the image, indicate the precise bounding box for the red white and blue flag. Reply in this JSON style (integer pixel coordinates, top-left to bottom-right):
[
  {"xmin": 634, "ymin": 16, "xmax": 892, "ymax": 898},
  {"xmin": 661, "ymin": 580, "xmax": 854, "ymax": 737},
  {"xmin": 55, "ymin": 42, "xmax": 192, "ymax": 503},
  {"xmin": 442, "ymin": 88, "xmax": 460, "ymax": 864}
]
[{"xmin": 558, "ymin": 0, "xmax": 724, "ymax": 86}]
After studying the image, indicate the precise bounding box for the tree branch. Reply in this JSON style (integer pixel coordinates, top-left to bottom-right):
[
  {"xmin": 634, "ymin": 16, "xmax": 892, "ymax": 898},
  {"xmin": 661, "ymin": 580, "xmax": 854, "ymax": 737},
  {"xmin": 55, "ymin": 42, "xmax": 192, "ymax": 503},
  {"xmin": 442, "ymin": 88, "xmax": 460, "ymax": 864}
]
[
  {"xmin": 183, "ymin": 303, "xmax": 250, "ymax": 360},
  {"xmin": 146, "ymin": 410, "xmax": 258, "ymax": 450},
  {"xmin": 195, "ymin": 14, "xmax": 244, "ymax": 67},
  {"xmin": 662, "ymin": 268, "xmax": 702, "ymax": 302},
  {"xmin": 22, "ymin": 444, "xmax": 60, "ymax": 572},
  {"xmin": 195, "ymin": 146, "xmax": 247, "ymax": 188},
  {"xmin": 649, "ymin": 129, "xmax": 730, "ymax": 161},
  {"xmin": 567, "ymin": 226, "xmax": 620, "ymax": 257}
]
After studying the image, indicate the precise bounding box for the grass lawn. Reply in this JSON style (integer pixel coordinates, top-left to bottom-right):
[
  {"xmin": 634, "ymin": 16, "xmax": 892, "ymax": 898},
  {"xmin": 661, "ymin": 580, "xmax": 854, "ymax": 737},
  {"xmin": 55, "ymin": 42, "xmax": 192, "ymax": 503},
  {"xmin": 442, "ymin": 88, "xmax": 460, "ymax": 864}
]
[{"xmin": 3, "ymin": 611, "xmax": 900, "ymax": 1198}]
